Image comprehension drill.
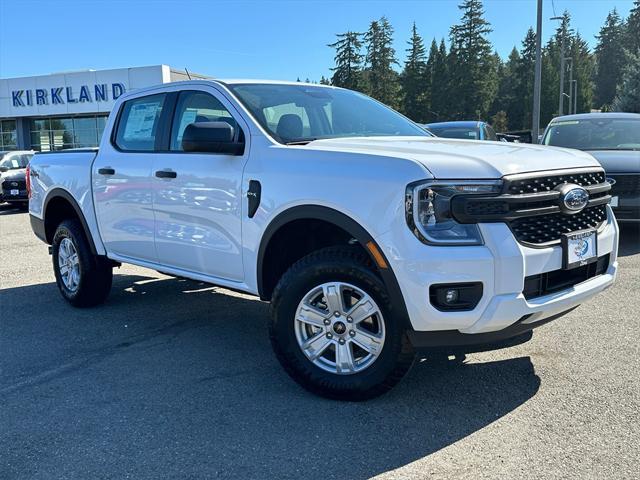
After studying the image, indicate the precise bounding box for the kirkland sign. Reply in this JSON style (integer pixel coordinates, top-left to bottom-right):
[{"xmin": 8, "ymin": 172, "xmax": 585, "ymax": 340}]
[{"xmin": 11, "ymin": 83, "xmax": 125, "ymax": 107}]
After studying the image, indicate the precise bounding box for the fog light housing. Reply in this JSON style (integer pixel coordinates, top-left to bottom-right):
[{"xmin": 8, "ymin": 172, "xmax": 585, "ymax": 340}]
[{"xmin": 430, "ymin": 282, "xmax": 483, "ymax": 311}]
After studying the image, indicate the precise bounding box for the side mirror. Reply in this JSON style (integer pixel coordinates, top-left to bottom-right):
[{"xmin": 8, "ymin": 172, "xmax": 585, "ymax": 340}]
[
  {"xmin": 182, "ymin": 122, "xmax": 244, "ymax": 155},
  {"xmin": 0, "ymin": 166, "xmax": 8, "ymax": 173}
]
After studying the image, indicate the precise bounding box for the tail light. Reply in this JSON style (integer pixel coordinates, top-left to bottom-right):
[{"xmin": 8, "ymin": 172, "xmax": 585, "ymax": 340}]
[{"xmin": 26, "ymin": 164, "xmax": 31, "ymax": 199}]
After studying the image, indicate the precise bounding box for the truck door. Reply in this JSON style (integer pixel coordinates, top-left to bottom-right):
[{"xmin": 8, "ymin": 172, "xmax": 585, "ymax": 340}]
[
  {"xmin": 93, "ymin": 93, "xmax": 167, "ymax": 263},
  {"xmin": 151, "ymin": 88, "xmax": 248, "ymax": 281}
]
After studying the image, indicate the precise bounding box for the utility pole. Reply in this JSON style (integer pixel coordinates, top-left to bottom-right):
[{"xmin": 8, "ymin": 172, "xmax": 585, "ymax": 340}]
[
  {"xmin": 572, "ymin": 79, "xmax": 578, "ymax": 114},
  {"xmin": 532, "ymin": 0, "xmax": 543, "ymax": 142},
  {"xmin": 566, "ymin": 57, "xmax": 573, "ymax": 114},
  {"xmin": 551, "ymin": 16, "xmax": 565, "ymax": 116}
]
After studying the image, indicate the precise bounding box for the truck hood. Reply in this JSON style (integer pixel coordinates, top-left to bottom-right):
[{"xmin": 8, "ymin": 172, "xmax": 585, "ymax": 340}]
[
  {"xmin": 306, "ymin": 137, "xmax": 601, "ymax": 179},
  {"xmin": 584, "ymin": 150, "xmax": 640, "ymax": 174}
]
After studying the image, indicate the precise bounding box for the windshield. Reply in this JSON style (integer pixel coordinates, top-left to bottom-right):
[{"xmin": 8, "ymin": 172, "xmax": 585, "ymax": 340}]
[
  {"xmin": 227, "ymin": 83, "xmax": 430, "ymax": 144},
  {"xmin": 543, "ymin": 118, "xmax": 640, "ymax": 150},
  {"xmin": 427, "ymin": 125, "xmax": 480, "ymax": 140}
]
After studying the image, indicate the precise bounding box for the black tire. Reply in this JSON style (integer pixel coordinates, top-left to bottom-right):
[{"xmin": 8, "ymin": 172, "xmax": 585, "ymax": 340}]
[
  {"xmin": 270, "ymin": 246, "xmax": 415, "ymax": 401},
  {"xmin": 52, "ymin": 219, "xmax": 113, "ymax": 307}
]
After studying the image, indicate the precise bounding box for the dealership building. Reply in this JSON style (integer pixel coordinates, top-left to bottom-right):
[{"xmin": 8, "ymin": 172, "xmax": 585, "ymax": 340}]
[{"xmin": 0, "ymin": 65, "xmax": 209, "ymax": 151}]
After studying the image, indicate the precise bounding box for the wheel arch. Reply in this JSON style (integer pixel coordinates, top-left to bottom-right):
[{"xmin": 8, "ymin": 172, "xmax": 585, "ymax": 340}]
[
  {"xmin": 43, "ymin": 188, "xmax": 98, "ymax": 255},
  {"xmin": 257, "ymin": 205, "xmax": 411, "ymax": 329}
]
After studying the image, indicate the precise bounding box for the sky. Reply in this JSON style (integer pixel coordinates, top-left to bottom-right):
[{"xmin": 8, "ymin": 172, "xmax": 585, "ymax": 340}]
[{"xmin": 0, "ymin": 0, "xmax": 635, "ymax": 81}]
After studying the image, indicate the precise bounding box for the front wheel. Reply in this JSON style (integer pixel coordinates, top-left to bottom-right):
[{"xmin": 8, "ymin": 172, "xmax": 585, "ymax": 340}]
[
  {"xmin": 269, "ymin": 247, "xmax": 415, "ymax": 401},
  {"xmin": 52, "ymin": 219, "xmax": 113, "ymax": 307}
]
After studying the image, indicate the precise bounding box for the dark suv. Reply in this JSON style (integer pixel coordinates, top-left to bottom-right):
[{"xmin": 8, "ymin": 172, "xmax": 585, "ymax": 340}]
[{"xmin": 0, "ymin": 151, "xmax": 34, "ymax": 207}]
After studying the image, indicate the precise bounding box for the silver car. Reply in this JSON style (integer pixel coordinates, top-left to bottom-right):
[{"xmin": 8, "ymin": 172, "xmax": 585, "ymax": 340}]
[{"xmin": 542, "ymin": 112, "xmax": 640, "ymax": 222}]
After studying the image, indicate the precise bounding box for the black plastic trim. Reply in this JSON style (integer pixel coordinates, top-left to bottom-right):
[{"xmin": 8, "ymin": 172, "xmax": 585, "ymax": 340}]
[
  {"xmin": 30, "ymin": 214, "xmax": 46, "ymax": 243},
  {"xmin": 42, "ymin": 188, "xmax": 98, "ymax": 255},
  {"xmin": 408, "ymin": 306, "xmax": 578, "ymax": 352},
  {"xmin": 257, "ymin": 205, "xmax": 411, "ymax": 329}
]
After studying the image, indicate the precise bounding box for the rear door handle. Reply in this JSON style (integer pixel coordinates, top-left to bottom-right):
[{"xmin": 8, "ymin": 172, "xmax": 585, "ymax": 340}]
[
  {"xmin": 155, "ymin": 169, "xmax": 177, "ymax": 179},
  {"xmin": 98, "ymin": 167, "xmax": 115, "ymax": 175}
]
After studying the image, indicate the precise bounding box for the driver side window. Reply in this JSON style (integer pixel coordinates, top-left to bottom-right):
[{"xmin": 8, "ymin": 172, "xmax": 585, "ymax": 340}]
[{"xmin": 170, "ymin": 91, "xmax": 238, "ymax": 151}]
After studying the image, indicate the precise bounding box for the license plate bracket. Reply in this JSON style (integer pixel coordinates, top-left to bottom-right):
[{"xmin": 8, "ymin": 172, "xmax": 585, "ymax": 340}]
[
  {"xmin": 10, "ymin": 189, "xmax": 19, "ymax": 196},
  {"xmin": 562, "ymin": 228, "xmax": 598, "ymax": 270}
]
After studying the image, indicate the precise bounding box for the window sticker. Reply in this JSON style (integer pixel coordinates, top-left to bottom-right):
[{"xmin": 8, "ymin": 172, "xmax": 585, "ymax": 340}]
[{"xmin": 124, "ymin": 102, "xmax": 162, "ymax": 140}]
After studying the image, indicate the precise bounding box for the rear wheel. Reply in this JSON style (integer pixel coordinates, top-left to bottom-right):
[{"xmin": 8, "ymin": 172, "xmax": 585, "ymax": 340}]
[
  {"xmin": 52, "ymin": 219, "xmax": 113, "ymax": 307},
  {"xmin": 270, "ymin": 246, "xmax": 414, "ymax": 401}
]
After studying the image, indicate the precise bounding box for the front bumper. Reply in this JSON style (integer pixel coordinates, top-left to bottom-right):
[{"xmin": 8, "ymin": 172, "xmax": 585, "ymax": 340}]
[{"xmin": 378, "ymin": 205, "xmax": 619, "ymax": 339}]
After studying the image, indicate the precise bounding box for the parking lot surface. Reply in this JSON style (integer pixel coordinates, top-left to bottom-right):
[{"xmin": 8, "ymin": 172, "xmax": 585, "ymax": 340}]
[{"xmin": 1, "ymin": 204, "xmax": 638, "ymax": 480}]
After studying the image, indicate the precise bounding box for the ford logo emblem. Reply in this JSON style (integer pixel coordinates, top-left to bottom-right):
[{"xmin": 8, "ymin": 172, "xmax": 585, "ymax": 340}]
[{"xmin": 556, "ymin": 183, "xmax": 589, "ymax": 213}]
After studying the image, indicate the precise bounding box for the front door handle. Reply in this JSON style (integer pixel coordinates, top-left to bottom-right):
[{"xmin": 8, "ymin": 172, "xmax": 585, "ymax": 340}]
[
  {"xmin": 155, "ymin": 170, "xmax": 177, "ymax": 179},
  {"xmin": 98, "ymin": 167, "xmax": 115, "ymax": 175}
]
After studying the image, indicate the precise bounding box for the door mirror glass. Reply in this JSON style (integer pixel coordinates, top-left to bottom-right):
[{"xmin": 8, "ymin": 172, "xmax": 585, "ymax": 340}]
[{"xmin": 182, "ymin": 122, "xmax": 244, "ymax": 154}]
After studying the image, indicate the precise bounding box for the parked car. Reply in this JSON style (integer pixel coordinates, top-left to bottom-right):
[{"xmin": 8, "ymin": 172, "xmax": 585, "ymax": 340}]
[
  {"xmin": 0, "ymin": 150, "xmax": 34, "ymax": 207},
  {"xmin": 28, "ymin": 80, "xmax": 618, "ymax": 400},
  {"xmin": 424, "ymin": 121, "xmax": 498, "ymax": 141},
  {"xmin": 542, "ymin": 113, "xmax": 640, "ymax": 222}
]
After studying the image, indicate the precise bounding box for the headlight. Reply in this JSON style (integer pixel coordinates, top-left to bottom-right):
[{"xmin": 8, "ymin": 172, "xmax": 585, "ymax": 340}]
[{"xmin": 405, "ymin": 180, "xmax": 502, "ymax": 245}]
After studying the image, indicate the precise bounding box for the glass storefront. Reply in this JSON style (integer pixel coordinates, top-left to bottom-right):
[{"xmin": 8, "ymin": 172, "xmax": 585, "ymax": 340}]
[
  {"xmin": 0, "ymin": 119, "xmax": 18, "ymax": 150},
  {"xmin": 29, "ymin": 115, "xmax": 108, "ymax": 151}
]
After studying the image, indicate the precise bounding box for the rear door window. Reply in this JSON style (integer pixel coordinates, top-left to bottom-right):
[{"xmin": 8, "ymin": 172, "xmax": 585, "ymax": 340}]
[{"xmin": 114, "ymin": 94, "xmax": 166, "ymax": 151}]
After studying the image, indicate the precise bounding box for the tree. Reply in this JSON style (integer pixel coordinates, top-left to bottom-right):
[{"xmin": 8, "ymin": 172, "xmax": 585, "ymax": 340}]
[
  {"xmin": 512, "ymin": 28, "xmax": 537, "ymax": 129},
  {"xmin": 491, "ymin": 110, "xmax": 508, "ymax": 132},
  {"xmin": 624, "ymin": 0, "xmax": 640, "ymax": 56},
  {"xmin": 328, "ymin": 31, "xmax": 364, "ymax": 90},
  {"xmin": 363, "ymin": 16, "xmax": 400, "ymax": 108},
  {"xmin": 594, "ymin": 9, "xmax": 627, "ymax": 109},
  {"xmin": 430, "ymin": 38, "xmax": 449, "ymax": 120},
  {"xmin": 319, "ymin": 76, "xmax": 331, "ymax": 85},
  {"xmin": 612, "ymin": 52, "xmax": 640, "ymax": 112},
  {"xmin": 448, "ymin": 0, "xmax": 496, "ymax": 119},
  {"xmin": 400, "ymin": 23, "xmax": 428, "ymax": 121}
]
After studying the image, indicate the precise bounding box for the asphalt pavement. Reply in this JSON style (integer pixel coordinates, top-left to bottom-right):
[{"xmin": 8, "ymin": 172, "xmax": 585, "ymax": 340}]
[{"xmin": 0, "ymin": 204, "xmax": 638, "ymax": 479}]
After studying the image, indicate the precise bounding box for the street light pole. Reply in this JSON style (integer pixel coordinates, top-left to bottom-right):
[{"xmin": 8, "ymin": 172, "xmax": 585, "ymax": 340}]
[
  {"xmin": 566, "ymin": 57, "xmax": 573, "ymax": 114},
  {"xmin": 532, "ymin": 0, "xmax": 543, "ymax": 142},
  {"xmin": 551, "ymin": 16, "xmax": 565, "ymax": 116}
]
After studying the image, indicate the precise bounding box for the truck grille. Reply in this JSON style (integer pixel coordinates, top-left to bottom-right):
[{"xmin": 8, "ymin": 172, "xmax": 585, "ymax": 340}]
[
  {"xmin": 510, "ymin": 204, "xmax": 607, "ymax": 245},
  {"xmin": 2, "ymin": 179, "xmax": 26, "ymax": 190},
  {"xmin": 451, "ymin": 169, "xmax": 611, "ymax": 247},
  {"xmin": 523, "ymin": 254, "xmax": 610, "ymax": 300},
  {"xmin": 608, "ymin": 174, "xmax": 640, "ymax": 197}
]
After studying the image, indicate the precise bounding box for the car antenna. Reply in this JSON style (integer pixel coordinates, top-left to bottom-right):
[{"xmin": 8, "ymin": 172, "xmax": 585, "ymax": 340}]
[{"xmin": 185, "ymin": 68, "xmax": 192, "ymax": 80}]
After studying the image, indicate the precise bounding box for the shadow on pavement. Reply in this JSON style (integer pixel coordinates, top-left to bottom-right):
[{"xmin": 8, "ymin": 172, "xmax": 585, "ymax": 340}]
[
  {"xmin": 618, "ymin": 223, "xmax": 640, "ymax": 257},
  {"xmin": 0, "ymin": 275, "xmax": 540, "ymax": 480},
  {"xmin": 0, "ymin": 202, "xmax": 27, "ymax": 216}
]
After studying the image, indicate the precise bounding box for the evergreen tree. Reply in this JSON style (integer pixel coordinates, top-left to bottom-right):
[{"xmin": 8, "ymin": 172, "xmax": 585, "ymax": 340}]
[
  {"xmin": 540, "ymin": 11, "xmax": 573, "ymax": 124},
  {"xmin": 624, "ymin": 0, "xmax": 640, "ymax": 56},
  {"xmin": 400, "ymin": 22, "xmax": 429, "ymax": 121},
  {"xmin": 492, "ymin": 47, "xmax": 520, "ymax": 129},
  {"xmin": 363, "ymin": 16, "xmax": 400, "ymax": 107},
  {"xmin": 328, "ymin": 31, "xmax": 364, "ymax": 91},
  {"xmin": 569, "ymin": 32, "xmax": 596, "ymax": 114},
  {"xmin": 613, "ymin": 51, "xmax": 640, "ymax": 112},
  {"xmin": 448, "ymin": 0, "xmax": 495, "ymax": 119},
  {"xmin": 513, "ymin": 28, "xmax": 537, "ymax": 129},
  {"xmin": 430, "ymin": 38, "xmax": 449, "ymax": 120},
  {"xmin": 424, "ymin": 39, "xmax": 439, "ymax": 122},
  {"xmin": 594, "ymin": 9, "xmax": 627, "ymax": 109},
  {"xmin": 319, "ymin": 76, "xmax": 331, "ymax": 85}
]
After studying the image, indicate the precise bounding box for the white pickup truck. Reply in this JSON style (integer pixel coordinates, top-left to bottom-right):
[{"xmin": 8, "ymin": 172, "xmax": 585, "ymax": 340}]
[{"xmin": 28, "ymin": 80, "xmax": 619, "ymax": 400}]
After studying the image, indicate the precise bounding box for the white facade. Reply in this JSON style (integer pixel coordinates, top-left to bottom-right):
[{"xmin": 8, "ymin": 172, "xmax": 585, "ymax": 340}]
[{"xmin": 0, "ymin": 65, "xmax": 208, "ymax": 151}]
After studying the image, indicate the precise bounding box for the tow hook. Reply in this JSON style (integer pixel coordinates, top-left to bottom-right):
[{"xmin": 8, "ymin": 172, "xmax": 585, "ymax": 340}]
[{"xmin": 48, "ymin": 246, "xmax": 53, "ymax": 255}]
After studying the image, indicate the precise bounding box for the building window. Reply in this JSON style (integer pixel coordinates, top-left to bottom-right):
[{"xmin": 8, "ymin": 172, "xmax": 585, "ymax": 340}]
[
  {"xmin": 29, "ymin": 115, "xmax": 108, "ymax": 151},
  {"xmin": 0, "ymin": 120, "xmax": 18, "ymax": 150}
]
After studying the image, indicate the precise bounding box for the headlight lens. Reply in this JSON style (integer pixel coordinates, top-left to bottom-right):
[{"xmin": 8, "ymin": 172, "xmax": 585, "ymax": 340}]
[{"xmin": 405, "ymin": 181, "xmax": 502, "ymax": 245}]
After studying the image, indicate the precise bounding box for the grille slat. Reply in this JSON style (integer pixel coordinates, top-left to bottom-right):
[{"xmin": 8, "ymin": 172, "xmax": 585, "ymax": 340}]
[
  {"xmin": 609, "ymin": 174, "xmax": 640, "ymax": 197},
  {"xmin": 506, "ymin": 171, "xmax": 606, "ymax": 194}
]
